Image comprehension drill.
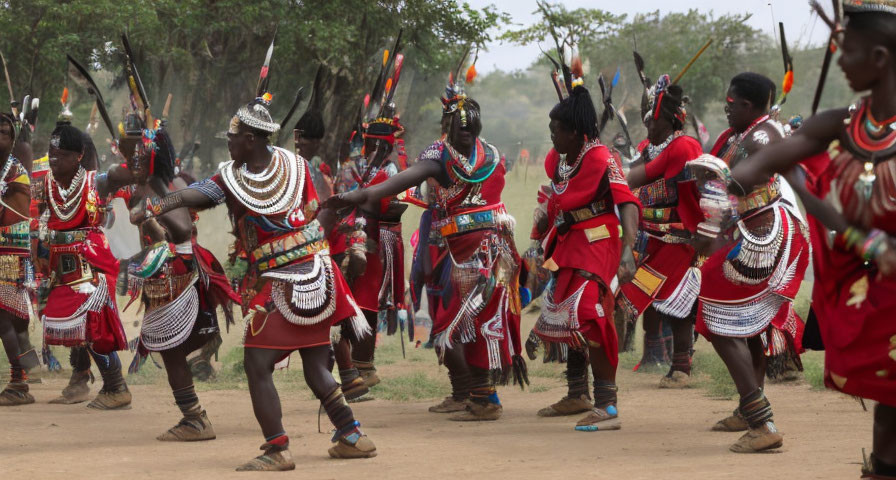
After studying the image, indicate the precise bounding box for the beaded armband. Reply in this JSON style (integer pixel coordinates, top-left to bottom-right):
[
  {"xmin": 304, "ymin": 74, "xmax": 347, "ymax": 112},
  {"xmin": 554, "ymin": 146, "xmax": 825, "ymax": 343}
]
[
  {"xmin": 143, "ymin": 193, "xmax": 182, "ymax": 220},
  {"xmin": 188, "ymin": 178, "xmax": 226, "ymax": 205}
]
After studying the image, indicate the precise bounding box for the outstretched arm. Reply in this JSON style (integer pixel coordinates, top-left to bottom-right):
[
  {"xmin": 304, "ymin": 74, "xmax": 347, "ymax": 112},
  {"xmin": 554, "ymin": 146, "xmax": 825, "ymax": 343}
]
[
  {"xmin": 323, "ymin": 158, "xmax": 442, "ymax": 213},
  {"xmin": 731, "ymin": 108, "xmax": 847, "ymax": 192},
  {"xmin": 96, "ymin": 165, "xmax": 135, "ymax": 198},
  {"xmin": 130, "ymin": 178, "xmax": 221, "ymax": 224}
]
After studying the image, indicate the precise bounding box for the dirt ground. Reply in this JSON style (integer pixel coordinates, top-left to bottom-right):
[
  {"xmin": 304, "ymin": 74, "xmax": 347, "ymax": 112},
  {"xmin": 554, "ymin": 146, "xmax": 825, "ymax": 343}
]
[
  {"xmin": 0, "ymin": 354, "xmax": 871, "ymax": 480},
  {"xmin": 0, "ymin": 204, "xmax": 865, "ymax": 479}
]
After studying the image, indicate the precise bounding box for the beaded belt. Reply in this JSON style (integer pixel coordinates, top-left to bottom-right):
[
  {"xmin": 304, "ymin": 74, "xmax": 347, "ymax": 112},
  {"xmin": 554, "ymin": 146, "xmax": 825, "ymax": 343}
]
[
  {"xmin": 250, "ymin": 222, "xmax": 324, "ymax": 260},
  {"xmin": 555, "ymin": 200, "xmax": 611, "ymax": 234},
  {"xmin": 0, "ymin": 222, "xmax": 31, "ymax": 251},
  {"xmin": 637, "ymin": 178, "xmax": 678, "ymax": 207},
  {"xmin": 143, "ymin": 272, "xmax": 197, "ymax": 312},
  {"xmin": 251, "ymin": 224, "xmax": 329, "ymax": 272},
  {"xmin": 436, "ymin": 206, "xmax": 503, "ymax": 237},
  {"xmin": 739, "ymin": 179, "xmax": 780, "ymax": 215},
  {"xmin": 0, "ymin": 254, "xmax": 25, "ymax": 283},
  {"xmin": 641, "ymin": 206, "xmax": 680, "ymax": 224},
  {"xmin": 47, "ymin": 229, "xmax": 90, "ymax": 246}
]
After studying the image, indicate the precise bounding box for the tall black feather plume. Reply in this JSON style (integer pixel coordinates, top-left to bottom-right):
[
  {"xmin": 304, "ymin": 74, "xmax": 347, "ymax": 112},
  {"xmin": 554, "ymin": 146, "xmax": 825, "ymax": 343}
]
[
  {"xmin": 67, "ymin": 55, "xmax": 116, "ymax": 141},
  {"xmin": 255, "ymin": 34, "xmax": 275, "ymax": 98},
  {"xmin": 633, "ymin": 51, "xmax": 652, "ymax": 122},
  {"xmin": 598, "ymin": 74, "xmax": 612, "ymax": 133},
  {"xmin": 368, "ymin": 29, "xmax": 403, "ymax": 120}
]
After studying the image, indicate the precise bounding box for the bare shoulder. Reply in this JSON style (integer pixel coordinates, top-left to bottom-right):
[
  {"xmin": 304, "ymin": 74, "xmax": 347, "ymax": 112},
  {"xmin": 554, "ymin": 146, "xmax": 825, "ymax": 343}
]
[
  {"xmin": 745, "ymin": 121, "xmax": 785, "ymax": 152},
  {"xmin": 797, "ymin": 107, "xmax": 850, "ymax": 141}
]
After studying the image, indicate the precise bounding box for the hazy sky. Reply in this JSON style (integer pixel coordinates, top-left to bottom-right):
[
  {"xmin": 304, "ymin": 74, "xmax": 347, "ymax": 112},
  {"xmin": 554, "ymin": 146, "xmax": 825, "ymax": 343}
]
[{"xmin": 468, "ymin": 0, "xmax": 828, "ymax": 73}]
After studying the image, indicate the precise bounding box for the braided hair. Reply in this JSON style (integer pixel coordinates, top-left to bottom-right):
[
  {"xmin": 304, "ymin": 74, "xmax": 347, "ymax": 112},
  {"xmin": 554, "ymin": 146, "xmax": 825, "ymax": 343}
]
[
  {"xmin": 656, "ymin": 84, "xmax": 687, "ymax": 130},
  {"xmin": 549, "ymin": 86, "xmax": 599, "ymax": 140},
  {"xmin": 145, "ymin": 128, "xmax": 177, "ymax": 185},
  {"xmin": 444, "ymin": 97, "xmax": 483, "ymax": 138}
]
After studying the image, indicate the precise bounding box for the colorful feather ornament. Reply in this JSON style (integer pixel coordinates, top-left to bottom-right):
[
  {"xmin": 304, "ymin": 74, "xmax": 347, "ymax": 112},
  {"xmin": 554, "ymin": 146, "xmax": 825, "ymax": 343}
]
[
  {"xmin": 262, "ymin": 92, "xmax": 273, "ymax": 103},
  {"xmin": 775, "ymin": 22, "xmax": 795, "ymax": 107},
  {"xmin": 60, "ymin": 87, "xmax": 69, "ymax": 106},
  {"xmin": 569, "ymin": 55, "xmax": 585, "ymax": 80},
  {"xmin": 782, "ymin": 70, "xmax": 794, "ymax": 96},
  {"xmin": 465, "ymin": 63, "xmax": 477, "ymax": 85},
  {"xmin": 255, "ymin": 34, "xmax": 275, "ymax": 98}
]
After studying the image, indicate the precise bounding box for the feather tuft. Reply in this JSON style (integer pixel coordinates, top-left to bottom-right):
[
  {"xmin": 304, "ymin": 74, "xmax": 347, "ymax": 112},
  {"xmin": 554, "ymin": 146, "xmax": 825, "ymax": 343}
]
[
  {"xmin": 385, "ymin": 78, "xmax": 393, "ymax": 93},
  {"xmin": 363, "ymin": 94, "xmax": 370, "ymax": 108},
  {"xmin": 61, "ymin": 87, "xmax": 69, "ymax": 106},
  {"xmin": 465, "ymin": 64, "xmax": 477, "ymax": 85},
  {"xmin": 262, "ymin": 92, "xmax": 273, "ymax": 103},
  {"xmin": 782, "ymin": 70, "xmax": 794, "ymax": 94},
  {"xmin": 570, "ymin": 55, "xmax": 583, "ymax": 80},
  {"xmin": 382, "ymin": 49, "xmax": 389, "ymax": 66}
]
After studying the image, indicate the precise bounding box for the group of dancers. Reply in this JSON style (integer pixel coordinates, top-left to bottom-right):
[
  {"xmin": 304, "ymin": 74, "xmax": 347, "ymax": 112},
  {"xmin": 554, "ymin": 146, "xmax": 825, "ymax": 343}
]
[{"xmin": 0, "ymin": 0, "xmax": 894, "ymax": 477}]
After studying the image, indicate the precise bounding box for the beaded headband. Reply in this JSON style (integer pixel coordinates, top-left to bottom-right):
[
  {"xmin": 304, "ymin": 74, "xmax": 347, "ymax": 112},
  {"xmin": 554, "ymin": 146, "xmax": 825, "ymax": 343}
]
[
  {"xmin": 645, "ymin": 74, "xmax": 687, "ymax": 126},
  {"xmin": 236, "ymin": 93, "xmax": 280, "ymax": 134},
  {"xmin": 843, "ymin": 0, "xmax": 896, "ymax": 14}
]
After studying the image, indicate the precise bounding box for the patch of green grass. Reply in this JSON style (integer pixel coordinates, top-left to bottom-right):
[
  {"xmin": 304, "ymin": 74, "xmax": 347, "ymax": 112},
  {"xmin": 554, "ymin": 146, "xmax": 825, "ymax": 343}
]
[
  {"xmin": 126, "ymin": 353, "xmax": 167, "ymax": 385},
  {"xmin": 218, "ymin": 346, "xmax": 246, "ymax": 378},
  {"xmin": 526, "ymin": 359, "xmax": 565, "ymax": 379},
  {"xmin": 372, "ymin": 371, "xmax": 447, "ymax": 401},
  {"xmin": 801, "ymin": 350, "xmax": 826, "ymax": 390},
  {"xmin": 618, "ymin": 349, "xmax": 641, "ymax": 372},
  {"xmin": 692, "ymin": 350, "xmax": 738, "ymax": 400},
  {"xmin": 528, "ymin": 384, "xmax": 552, "ymax": 393}
]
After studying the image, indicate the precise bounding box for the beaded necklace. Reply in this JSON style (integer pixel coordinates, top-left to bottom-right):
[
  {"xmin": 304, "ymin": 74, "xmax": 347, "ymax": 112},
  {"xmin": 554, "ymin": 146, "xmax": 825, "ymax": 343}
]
[
  {"xmin": 48, "ymin": 166, "xmax": 87, "ymax": 222},
  {"xmin": 552, "ymin": 139, "xmax": 600, "ymax": 195},
  {"xmin": 444, "ymin": 141, "xmax": 478, "ymax": 176},
  {"xmin": 0, "ymin": 155, "xmax": 16, "ymax": 196},
  {"xmin": 721, "ymin": 115, "xmax": 770, "ymax": 165},
  {"xmin": 847, "ymin": 99, "xmax": 896, "ymax": 201},
  {"xmin": 645, "ymin": 131, "xmax": 683, "ymax": 162},
  {"xmin": 221, "ymin": 147, "xmax": 305, "ymax": 215}
]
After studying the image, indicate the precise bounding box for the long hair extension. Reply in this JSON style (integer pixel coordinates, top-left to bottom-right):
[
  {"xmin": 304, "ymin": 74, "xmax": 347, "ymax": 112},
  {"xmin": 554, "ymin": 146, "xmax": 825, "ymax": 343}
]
[{"xmin": 549, "ymin": 85, "xmax": 599, "ymax": 140}]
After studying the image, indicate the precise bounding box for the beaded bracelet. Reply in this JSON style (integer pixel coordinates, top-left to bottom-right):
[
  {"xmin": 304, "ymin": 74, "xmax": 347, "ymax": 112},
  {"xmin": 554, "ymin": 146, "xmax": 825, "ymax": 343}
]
[
  {"xmin": 144, "ymin": 196, "xmax": 163, "ymax": 219},
  {"xmin": 837, "ymin": 226, "xmax": 866, "ymax": 252},
  {"xmin": 860, "ymin": 229, "xmax": 889, "ymax": 262},
  {"xmin": 835, "ymin": 226, "xmax": 891, "ymax": 263}
]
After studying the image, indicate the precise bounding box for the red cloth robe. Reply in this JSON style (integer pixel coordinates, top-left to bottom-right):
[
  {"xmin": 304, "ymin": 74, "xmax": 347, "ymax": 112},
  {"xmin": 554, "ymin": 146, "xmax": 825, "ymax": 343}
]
[
  {"xmin": 41, "ymin": 170, "xmax": 127, "ymax": 354},
  {"xmin": 534, "ymin": 142, "xmax": 641, "ymax": 366},
  {"xmin": 693, "ymin": 125, "xmax": 808, "ymax": 356},
  {"xmin": 808, "ymin": 98, "xmax": 896, "ymax": 405},
  {"xmin": 211, "ymin": 148, "xmax": 363, "ymax": 356},
  {"xmin": 420, "ymin": 139, "xmax": 523, "ymax": 375},
  {"xmin": 618, "ymin": 135, "xmax": 704, "ymax": 319}
]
